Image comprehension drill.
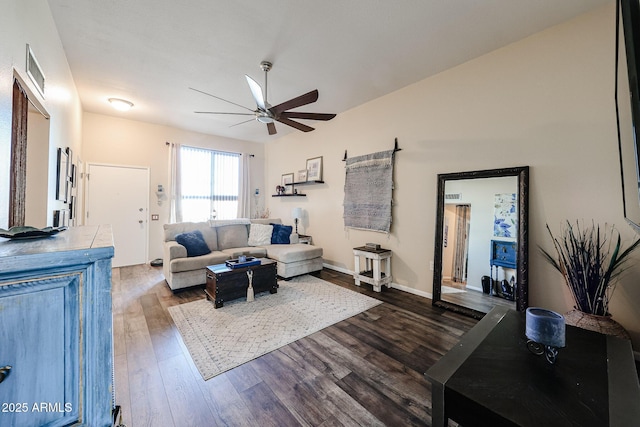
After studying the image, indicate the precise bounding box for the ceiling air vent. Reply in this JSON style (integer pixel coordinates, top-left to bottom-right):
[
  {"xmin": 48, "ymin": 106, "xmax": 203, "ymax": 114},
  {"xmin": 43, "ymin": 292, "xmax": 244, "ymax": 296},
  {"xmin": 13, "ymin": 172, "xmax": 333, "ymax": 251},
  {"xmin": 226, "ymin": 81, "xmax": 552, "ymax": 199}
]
[
  {"xmin": 445, "ymin": 193, "xmax": 462, "ymax": 201},
  {"xmin": 26, "ymin": 44, "xmax": 45, "ymax": 98}
]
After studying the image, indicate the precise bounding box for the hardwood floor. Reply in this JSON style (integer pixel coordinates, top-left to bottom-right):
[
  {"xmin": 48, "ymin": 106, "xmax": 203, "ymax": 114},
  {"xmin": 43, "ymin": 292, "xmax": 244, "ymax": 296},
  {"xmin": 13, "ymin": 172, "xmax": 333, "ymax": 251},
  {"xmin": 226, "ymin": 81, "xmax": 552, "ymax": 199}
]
[{"xmin": 112, "ymin": 265, "xmax": 477, "ymax": 427}]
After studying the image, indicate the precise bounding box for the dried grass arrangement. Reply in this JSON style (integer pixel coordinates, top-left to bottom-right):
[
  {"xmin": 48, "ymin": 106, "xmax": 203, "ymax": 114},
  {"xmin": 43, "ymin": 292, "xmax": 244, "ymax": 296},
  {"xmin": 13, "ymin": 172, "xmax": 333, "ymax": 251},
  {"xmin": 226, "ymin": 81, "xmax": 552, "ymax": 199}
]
[{"xmin": 540, "ymin": 220, "xmax": 640, "ymax": 316}]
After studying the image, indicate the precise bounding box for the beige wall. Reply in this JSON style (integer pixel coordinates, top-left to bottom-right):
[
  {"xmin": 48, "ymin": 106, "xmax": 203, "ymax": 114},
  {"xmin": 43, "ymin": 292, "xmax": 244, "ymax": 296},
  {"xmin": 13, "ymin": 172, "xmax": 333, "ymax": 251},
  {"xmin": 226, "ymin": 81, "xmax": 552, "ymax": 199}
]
[
  {"xmin": 0, "ymin": 0, "xmax": 83, "ymax": 227},
  {"xmin": 265, "ymin": 4, "xmax": 640, "ymax": 351},
  {"xmin": 81, "ymin": 112, "xmax": 266, "ymax": 261}
]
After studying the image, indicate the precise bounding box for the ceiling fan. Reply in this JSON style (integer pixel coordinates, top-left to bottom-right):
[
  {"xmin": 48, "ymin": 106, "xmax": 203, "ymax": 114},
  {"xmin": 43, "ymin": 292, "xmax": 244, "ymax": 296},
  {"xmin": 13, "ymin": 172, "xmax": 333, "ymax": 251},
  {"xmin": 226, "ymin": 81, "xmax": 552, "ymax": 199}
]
[{"xmin": 190, "ymin": 61, "xmax": 336, "ymax": 135}]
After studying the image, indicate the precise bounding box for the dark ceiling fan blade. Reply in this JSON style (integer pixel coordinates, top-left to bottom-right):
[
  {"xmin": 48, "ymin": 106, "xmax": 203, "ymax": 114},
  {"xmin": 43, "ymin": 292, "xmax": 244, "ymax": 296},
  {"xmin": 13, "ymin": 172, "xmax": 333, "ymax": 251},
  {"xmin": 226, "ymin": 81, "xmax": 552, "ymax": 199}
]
[
  {"xmin": 195, "ymin": 111, "xmax": 254, "ymax": 115},
  {"xmin": 267, "ymin": 122, "xmax": 277, "ymax": 135},
  {"xmin": 270, "ymin": 90, "xmax": 319, "ymax": 115},
  {"xmin": 189, "ymin": 87, "xmax": 254, "ymax": 112},
  {"xmin": 280, "ymin": 112, "xmax": 336, "ymax": 121},
  {"xmin": 276, "ymin": 116, "xmax": 315, "ymax": 132}
]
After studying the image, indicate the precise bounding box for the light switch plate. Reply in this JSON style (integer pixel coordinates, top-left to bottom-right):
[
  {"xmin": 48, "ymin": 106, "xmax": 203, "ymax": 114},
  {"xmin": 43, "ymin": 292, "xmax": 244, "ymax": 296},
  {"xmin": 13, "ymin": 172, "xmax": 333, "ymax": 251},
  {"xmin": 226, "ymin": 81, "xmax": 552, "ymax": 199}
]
[{"xmin": 151, "ymin": 214, "xmax": 159, "ymax": 221}]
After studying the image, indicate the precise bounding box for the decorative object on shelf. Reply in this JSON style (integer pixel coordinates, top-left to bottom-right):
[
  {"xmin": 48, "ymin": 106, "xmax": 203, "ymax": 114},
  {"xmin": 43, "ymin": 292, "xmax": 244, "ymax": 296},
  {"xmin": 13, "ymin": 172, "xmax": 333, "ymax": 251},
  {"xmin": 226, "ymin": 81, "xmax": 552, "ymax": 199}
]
[
  {"xmin": 0, "ymin": 226, "xmax": 67, "ymax": 240},
  {"xmin": 281, "ymin": 173, "xmax": 294, "ymax": 194},
  {"xmin": 292, "ymin": 207, "xmax": 303, "ymax": 234},
  {"xmin": 540, "ymin": 220, "xmax": 640, "ymax": 338},
  {"xmin": 297, "ymin": 169, "xmax": 308, "ymax": 183},
  {"xmin": 306, "ymin": 156, "xmax": 323, "ymax": 181},
  {"xmin": 525, "ymin": 307, "xmax": 565, "ymax": 364},
  {"xmin": 275, "ymin": 185, "xmax": 285, "ymax": 195}
]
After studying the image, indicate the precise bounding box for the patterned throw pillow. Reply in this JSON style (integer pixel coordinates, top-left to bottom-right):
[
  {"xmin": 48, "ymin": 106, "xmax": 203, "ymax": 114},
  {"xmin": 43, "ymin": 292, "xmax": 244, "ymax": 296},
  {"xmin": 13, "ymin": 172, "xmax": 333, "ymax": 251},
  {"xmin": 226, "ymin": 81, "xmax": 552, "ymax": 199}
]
[
  {"xmin": 271, "ymin": 223, "xmax": 293, "ymax": 244},
  {"xmin": 175, "ymin": 230, "xmax": 211, "ymax": 257},
  {"xmin": 248, "ymin": 223, "xmax": 274, "ymax": 246}
]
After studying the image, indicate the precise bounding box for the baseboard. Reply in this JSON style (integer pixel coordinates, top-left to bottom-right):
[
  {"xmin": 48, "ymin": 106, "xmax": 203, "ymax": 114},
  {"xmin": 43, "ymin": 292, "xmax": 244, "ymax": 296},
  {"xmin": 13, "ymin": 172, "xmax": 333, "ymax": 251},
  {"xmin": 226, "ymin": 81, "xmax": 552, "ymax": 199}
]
[{"xmin": 322, "ymin": 263, "xmax": 433, "ymax": 299}]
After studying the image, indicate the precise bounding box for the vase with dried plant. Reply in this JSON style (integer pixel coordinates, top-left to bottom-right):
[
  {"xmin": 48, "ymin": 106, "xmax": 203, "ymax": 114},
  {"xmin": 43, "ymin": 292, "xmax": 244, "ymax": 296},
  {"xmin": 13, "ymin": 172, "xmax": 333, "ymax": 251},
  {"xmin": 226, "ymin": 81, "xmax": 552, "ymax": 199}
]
[{"xmin": 540, "ymin": 220, "xmax": 640, "ymax": 339}]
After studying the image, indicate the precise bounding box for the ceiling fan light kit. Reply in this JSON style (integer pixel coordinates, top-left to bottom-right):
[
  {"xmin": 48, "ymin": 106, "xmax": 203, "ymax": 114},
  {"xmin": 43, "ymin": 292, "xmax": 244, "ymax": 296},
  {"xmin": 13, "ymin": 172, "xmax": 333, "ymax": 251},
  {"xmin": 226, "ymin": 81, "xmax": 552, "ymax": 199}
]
[{"xmin": 192, "ymin": 61, "xmax": 336, "ymax": 135}]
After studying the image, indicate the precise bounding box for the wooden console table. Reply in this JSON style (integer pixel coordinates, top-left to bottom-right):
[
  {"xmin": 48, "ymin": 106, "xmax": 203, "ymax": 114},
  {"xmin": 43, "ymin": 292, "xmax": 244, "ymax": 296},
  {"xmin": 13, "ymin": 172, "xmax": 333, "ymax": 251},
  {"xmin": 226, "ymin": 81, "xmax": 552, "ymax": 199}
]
[
  {"xmin": 425, "ymin": 306, "xmax": 640, "ymax": 427},
  {"xmin": 352, "ymin": 246, "xmax": 392, "ymax": 292}
]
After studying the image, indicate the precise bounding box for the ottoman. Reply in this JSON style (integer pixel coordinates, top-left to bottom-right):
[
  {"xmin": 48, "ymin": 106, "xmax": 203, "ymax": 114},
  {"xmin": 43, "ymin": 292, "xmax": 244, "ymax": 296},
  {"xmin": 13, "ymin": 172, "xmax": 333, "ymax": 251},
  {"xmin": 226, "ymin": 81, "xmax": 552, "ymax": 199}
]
[{"xmin": 263, "ymin": 243, "xmax": 323, "ymax": 279}]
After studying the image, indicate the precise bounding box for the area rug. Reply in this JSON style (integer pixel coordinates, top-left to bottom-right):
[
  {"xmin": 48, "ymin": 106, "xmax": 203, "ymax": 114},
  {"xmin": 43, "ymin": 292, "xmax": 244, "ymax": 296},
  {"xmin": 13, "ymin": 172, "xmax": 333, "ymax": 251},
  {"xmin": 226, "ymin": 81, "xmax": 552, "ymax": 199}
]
[{"xmin": 168, "ymin": 275, "xmax": 382, "ymax": 380}]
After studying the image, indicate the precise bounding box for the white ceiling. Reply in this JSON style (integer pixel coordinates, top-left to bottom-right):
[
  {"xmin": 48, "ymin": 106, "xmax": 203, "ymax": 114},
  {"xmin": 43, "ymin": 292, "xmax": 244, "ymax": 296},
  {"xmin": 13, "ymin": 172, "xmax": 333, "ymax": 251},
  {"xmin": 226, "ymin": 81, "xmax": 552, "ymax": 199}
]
[{"xmin": 46, "ymin": 0, "xmax": 610, "ymax": 143}]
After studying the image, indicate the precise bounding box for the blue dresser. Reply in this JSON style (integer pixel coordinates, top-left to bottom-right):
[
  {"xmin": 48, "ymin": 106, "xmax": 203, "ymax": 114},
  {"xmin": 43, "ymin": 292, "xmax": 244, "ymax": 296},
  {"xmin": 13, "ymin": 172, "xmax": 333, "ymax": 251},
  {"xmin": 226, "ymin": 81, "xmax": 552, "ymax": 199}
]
[
  {"xmin": 490, "ymin": 239, "xmax": 517, "ymax": 269},
  {"xmin": 0, "ymin": 225, "xmax": 114, "ymax": 427}
]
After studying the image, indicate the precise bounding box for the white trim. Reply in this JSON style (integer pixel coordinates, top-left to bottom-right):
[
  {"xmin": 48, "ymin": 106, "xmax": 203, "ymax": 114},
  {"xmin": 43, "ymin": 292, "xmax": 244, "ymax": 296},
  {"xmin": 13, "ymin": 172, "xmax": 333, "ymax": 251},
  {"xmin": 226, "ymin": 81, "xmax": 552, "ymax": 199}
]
[{"xmin": 322, "ymin": 262, "xmax": 434, "ymax": 299}]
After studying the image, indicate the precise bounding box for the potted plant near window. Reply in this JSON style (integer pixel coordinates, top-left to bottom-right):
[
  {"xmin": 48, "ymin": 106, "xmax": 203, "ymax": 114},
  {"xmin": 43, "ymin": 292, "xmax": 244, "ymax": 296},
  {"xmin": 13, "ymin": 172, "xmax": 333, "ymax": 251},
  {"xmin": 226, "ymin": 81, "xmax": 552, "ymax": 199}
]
[{"xmin": 540, "ymin": 220, "xmax": 640, "ymax": 339}]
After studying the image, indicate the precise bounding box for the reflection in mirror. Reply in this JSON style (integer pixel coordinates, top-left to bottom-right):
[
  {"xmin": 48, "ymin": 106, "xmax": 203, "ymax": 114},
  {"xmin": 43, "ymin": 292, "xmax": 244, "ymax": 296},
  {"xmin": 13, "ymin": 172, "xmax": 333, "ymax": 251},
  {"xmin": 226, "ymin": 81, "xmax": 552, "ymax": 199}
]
[{"xmin": 432, "ymin": 167, "xmax": 529, "ymax": 319}]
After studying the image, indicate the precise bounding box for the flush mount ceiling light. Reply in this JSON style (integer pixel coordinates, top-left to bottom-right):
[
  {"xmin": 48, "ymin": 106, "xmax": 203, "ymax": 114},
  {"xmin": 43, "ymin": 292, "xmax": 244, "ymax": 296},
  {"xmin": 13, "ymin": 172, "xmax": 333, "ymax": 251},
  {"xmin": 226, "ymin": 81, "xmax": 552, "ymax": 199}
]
[{"xmin": 108, "ymin": 97, "xmax": 134, "ymax": 111}]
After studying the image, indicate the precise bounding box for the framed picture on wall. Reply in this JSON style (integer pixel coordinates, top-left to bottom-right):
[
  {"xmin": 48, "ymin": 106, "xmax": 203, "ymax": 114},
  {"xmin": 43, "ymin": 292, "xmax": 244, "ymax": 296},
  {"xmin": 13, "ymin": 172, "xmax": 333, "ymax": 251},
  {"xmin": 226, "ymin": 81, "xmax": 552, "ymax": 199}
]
[
  {"xmin": 297, "ymin": 169, "xmax": 308, "ymax": 183},
  {"xmin": 281, "ymin": 173, "xmax": 294, "ymax": 194},
  {"xmin": 306, "ymin": 156, "xmax": 323, "ymax": 181},
  {"xmin": 56, "ymin": 148, "xmax": 69, "ymax": 202},
  {"xmin": 53, "ymin": 209, "xmax": 70, "ymax": 227}
]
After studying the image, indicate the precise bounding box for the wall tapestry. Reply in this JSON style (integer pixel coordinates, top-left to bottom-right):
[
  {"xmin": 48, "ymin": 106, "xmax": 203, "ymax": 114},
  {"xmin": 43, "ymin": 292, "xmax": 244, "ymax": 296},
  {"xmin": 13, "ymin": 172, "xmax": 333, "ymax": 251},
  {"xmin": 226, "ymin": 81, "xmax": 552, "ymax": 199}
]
[
  {"xmin": 343, "ymin": 149, "xmax": 395, "ymax": 233},
  {"xmin": 493, "ymin": 193, "xmax": 517, "ymax": 238}
]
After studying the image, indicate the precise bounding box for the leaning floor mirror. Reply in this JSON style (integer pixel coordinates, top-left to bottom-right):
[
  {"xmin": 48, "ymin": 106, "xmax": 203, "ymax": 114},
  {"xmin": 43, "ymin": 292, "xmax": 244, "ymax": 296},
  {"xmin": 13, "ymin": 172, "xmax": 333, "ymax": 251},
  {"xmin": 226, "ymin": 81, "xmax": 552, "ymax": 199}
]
[{"xmin": 432, "ymin": 166, "xmax": 529, "ymax": 318}]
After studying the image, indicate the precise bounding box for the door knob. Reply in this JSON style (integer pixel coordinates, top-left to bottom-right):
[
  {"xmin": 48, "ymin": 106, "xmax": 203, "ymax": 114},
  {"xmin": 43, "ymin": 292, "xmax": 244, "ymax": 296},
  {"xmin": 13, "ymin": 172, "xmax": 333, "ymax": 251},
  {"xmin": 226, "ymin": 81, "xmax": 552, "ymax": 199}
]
[
  {"xmin": 0, "ymin": 365, "xmax": 12, "ymax": 384},
  {"xmin": 138, "ymin": 220, "xmax": 143, "ymax": 224}
]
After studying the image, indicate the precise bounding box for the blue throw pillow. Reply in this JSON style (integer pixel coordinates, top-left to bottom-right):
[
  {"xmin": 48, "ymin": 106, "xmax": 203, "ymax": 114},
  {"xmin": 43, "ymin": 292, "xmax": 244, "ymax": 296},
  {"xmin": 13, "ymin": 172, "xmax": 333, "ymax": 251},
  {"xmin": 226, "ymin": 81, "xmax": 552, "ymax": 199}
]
[
  {"xmin": 175, "ymin": 230, "xmax": 211, "ymax": 257},
  {"xmin": 271, "ymin": 223, "xmax": 293, "ymax": 244}
]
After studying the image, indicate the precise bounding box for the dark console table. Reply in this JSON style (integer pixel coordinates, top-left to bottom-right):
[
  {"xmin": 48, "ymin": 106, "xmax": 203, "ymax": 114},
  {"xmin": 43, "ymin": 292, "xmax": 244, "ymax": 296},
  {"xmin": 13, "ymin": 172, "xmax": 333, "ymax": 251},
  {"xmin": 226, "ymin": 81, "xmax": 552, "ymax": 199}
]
[{"xmin": 425, "ymin": 306, "xmax": 640, "ymax": 427}]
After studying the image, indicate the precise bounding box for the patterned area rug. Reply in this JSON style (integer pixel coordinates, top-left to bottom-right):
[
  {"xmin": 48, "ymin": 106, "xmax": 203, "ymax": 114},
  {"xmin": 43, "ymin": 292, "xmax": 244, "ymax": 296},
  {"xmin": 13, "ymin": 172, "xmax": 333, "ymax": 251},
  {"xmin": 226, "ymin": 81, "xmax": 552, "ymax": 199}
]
[{"xmin": 168, "ymin": 275, "xmax": 382, "ymax": 380}]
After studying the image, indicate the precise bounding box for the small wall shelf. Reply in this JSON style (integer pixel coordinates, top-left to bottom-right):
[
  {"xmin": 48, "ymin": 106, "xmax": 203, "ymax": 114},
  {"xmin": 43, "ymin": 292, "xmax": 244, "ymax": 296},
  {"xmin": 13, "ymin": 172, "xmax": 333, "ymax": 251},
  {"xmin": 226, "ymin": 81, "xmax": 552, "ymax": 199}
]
[
  {"xmin": 273, "ymin": 180, "xmax": 324, "ymax": 197},
  {"xmin": 286, "ymin": 180, "xmax": 324, "ymax": 186}
]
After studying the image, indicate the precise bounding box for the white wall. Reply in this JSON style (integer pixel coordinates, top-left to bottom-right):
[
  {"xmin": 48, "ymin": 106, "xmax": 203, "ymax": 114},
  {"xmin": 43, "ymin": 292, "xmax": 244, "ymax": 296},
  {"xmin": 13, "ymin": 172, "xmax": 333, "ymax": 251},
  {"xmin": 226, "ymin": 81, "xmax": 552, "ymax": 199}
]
[
  {"xmin": 265, "ymin": 4, "xmax": 640, "ymax": 350},
  {"xmin": 81, "ymin": 112, "xmax": 266, "ymax": 261},
  {"xmin": 0, "ymin": 0, "xmax": 83, "ymax": 228}
]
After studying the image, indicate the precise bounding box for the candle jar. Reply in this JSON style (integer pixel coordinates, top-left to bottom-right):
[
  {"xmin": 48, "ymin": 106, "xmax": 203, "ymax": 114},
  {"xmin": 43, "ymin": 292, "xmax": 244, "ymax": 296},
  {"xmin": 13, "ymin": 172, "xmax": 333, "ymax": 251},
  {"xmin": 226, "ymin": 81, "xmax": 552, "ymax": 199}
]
[{"xmin": 525, "ymin": 307, "xmax": 566, "ymax": 364}]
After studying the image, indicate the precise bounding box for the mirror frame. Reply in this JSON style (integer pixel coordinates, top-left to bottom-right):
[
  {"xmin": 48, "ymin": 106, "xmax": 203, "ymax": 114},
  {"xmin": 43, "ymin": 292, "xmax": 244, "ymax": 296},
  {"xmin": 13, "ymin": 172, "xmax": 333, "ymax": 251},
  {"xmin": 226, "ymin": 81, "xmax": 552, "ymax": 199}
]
[{"xmin": 432, "ymin": 166, "xmax": 529, "ymax": 319}]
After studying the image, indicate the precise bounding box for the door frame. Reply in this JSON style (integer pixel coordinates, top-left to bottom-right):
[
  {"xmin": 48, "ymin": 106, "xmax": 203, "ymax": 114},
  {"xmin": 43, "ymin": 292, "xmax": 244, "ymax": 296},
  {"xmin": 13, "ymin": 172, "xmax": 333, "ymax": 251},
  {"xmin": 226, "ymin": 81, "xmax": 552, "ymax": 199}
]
[{"xmin": 84, "ymin": 162, "xmax": 150, "ymax": 266}]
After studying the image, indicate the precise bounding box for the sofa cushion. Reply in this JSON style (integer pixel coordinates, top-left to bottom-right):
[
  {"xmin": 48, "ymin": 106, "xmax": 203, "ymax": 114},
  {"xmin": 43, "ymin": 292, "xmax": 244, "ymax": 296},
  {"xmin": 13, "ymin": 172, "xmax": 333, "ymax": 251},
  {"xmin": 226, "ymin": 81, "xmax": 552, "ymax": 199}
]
[
  {"xmin": 248, "ymin": 223, "xmax": 273, "ymax": 246},
  {"xmin": 264, "ymin": 244, "xmax": 323, "ymax": 263},
  {"xmin": 217, "ymin": 224, "xmax": 249, "ymax": 250},
  {"xmin": 271, "ymin": 223, "xmax": 293, "ymax": 244},
  {"xmin": 175, "ymin": 230, "xmax": 211, "ymax": 257},
  {"xmin": 170, "ymin": 250, "xmax": 229, "ymax": 273},
  {"xmin": 164, "ymin": 222, "xmax": 218, "ymax": 250}
]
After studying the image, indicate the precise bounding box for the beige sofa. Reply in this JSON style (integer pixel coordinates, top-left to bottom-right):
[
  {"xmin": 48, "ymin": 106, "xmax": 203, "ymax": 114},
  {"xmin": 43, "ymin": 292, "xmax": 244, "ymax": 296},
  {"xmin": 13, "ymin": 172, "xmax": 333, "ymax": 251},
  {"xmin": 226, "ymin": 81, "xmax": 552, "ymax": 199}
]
[{"xmin": 162, "ymin": 218, "xmax": 323, "ymax": 291}]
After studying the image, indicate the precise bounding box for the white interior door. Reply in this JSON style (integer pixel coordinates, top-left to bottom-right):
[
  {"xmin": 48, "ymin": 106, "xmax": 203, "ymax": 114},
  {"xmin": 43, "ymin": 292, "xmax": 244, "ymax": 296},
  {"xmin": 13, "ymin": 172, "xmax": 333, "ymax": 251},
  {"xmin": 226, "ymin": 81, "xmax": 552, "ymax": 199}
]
[{"xmin": 85, "ymin": 164, "xmax": 149, "ymax": 267}]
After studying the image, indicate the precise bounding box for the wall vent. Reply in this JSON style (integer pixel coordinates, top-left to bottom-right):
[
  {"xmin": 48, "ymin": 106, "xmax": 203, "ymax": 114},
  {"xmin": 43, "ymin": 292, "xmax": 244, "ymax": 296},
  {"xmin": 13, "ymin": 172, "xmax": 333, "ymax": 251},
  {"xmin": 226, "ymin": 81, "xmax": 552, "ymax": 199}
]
[
  {"xmin": 445, "ymin": 193, "xmax": 462, "ymax": 201},
  {"xmin": 26, "ymin": 44, "xmax": 45, "ymax": 98}
]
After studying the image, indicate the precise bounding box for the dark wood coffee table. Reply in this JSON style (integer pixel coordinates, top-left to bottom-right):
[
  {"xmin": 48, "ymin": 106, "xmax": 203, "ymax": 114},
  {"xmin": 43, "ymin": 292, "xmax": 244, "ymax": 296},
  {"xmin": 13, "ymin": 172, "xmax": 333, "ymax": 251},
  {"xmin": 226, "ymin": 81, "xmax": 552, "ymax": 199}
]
[
  {"xmin": 205, "ymin": 258, "xmax": 277, "ymax": 308},
  {"xmin": 425, "ymin": 306, "xmax": 640, "ymax": 427}
]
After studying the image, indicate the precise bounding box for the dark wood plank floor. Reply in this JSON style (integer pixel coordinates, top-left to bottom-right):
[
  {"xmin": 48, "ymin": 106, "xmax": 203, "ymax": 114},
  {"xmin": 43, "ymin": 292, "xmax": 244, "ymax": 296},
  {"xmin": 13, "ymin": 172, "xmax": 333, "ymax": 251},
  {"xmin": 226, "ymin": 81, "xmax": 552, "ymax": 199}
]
[{"xmin": 112, "ymin": 265, "xmax": 478, "ymax": 427}]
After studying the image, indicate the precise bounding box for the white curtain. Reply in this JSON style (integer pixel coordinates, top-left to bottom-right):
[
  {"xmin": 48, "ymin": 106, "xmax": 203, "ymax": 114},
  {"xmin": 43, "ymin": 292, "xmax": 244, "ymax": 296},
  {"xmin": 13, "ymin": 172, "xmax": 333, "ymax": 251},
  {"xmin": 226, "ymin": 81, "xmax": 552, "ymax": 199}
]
[
  {"xmin": 169, "ymin": 142, "xmax": 182, "ymax": 223},
  {"xmin": 237, "ymin": 153, "xmax": 251, "ymax": 218}
]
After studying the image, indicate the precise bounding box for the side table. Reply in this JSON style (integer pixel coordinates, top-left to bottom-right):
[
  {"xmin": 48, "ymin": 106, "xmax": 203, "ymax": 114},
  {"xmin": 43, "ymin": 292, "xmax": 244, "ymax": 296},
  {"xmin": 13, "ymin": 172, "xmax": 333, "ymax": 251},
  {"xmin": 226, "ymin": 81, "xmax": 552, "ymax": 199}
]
[{"xmin": 353, "ymin": 246, "xmax": 392, "ymax": 292}]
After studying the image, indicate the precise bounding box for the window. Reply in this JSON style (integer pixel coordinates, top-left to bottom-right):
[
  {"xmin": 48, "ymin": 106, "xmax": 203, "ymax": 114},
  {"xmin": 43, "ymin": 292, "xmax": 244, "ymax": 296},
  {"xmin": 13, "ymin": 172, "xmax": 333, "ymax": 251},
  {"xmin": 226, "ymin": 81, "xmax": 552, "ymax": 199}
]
[{"xmin": 179, "ymin": 146, "xmax": 240, "ymax": 221}]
